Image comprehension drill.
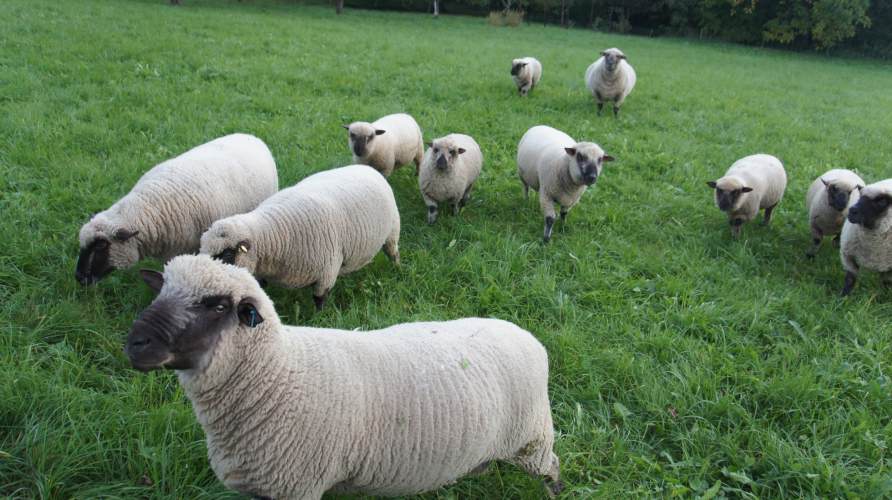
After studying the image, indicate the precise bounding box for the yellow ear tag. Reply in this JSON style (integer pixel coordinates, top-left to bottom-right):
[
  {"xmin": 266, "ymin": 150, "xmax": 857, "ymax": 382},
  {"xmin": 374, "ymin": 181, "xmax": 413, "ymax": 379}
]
[{"xmin": 238, "ymin": 244, "xmax": 248, "ymax": 253}]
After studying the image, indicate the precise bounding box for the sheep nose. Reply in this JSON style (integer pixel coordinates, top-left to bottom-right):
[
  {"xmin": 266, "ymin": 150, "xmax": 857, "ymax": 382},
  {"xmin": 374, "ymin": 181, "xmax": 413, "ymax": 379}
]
[
  {"xmin": 584, "ymin": 174, "xmax": 597, "ymax": 185},
  {"xmin": 436, "ymin": 156, "xmax": 448, "ymax": 169}
]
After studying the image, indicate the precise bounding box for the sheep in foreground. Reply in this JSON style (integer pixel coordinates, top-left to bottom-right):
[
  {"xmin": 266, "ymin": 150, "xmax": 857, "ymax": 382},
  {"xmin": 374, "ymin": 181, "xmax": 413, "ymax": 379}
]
[
  {"xmin": 75, "ymin": 133, "xmax": 278, "ymax": 285},
  {"xmin": 707, "ymin": 154, "xmax": 787, "ymax": 239},
  {"xmin": 199, "ymin": 165, "xmax": 399, "ymax": 310},
  {"xmin": 418, "ymin": 133, "xmax": 483, "ymax": 224},
  {"xmin": 517, "ymin": 125, "xmax": 614, "ymax": 243},
  {"xmin": 125, "ymin": 254, "xmax": 563, "ymax": 499},
  {"xmin": 839, "ymin": 179, "xmax": 892, "ymax": 296},
  {"xmin": 511, "ymin": 57, "xmax": 542, "ymax": 96},
  {"xmin": 344, "ymin": 113, "xmax": 424, "ymax": 176},
  {"xmin": 806, "ymin": 169, "xmax": 865, "ymax": 257},
  {"xmin": 584, "ymin": 48, "xmax": 636, "ymax": 117}
]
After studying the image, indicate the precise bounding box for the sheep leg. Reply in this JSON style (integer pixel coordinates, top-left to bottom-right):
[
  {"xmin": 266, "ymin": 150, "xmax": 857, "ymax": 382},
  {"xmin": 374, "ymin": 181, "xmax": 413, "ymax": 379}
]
[
  {"xmin": 543, "ymin": 216, "xmax": 556, "ymax": 243},
  {"xmin": 613, "ymin": 104, "xmax": 620, "ymax": 117},
  {"xmin": 522, "ymin": 181, "xmax": 530, "ymax": 200},
  {"xmin": 841, "ymin": 271, "xmax": 858, "ymax": 297},
  {"xmin": 730, "ymin": 218, "xmax": 744, "ymax": 239},
  {"xmin": 540, "ymin": 193, "xmax": 557, "ymax": 243},
  {"xmin": 761, "ymin": 204, "xmax": 776, "ymax": 226},
  {"xmin": 452, "ymin": 201, "xmax": 461, "ymax": 216},
  {"xmin": 806, "ymin": 226, "xmax": 823, "ymax": 258},
  {"xmin": 414, "ymin": 149, "xmax": 423, "ymax": 176},
  {"xmin": 460, "ymin": 184, "xmax": 473, "ymax": 208},
  {"xmin": 559, "ymin": 207, "xmax": 569, "ymax": 222},
  {"xmin": 313, "ymin": 271, "xmax": 338, "ymax": 311},
  {"xmin": 832, "ymin": 234, "xmax": 841, "ymax": 248},
  {"xmin": 597, "ymin": 102, "xmax": 604, "ymax": 116},
  {"xmin": 469, "ymin": 461, "xmax": 492, "ymax": 475},
  {"xmin": 881, "ymin": 272, "xmax": 892, "ymax": 288},
  {"xmin": 384, "ymin": 234, "xmax": 400, "ymax": 267}
]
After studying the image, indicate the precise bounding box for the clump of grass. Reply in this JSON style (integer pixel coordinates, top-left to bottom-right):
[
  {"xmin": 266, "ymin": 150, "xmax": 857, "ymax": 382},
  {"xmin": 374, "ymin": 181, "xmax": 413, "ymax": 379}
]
[{"xmin": 488, "ymin": 9, "xmax": 524, "ymax": 27}]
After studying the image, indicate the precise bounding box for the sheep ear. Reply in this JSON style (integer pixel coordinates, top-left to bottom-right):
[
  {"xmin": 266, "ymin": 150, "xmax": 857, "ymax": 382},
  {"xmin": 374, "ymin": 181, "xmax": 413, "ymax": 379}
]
[
  {"xmin": 237, "ymin": 298, "xmax": 264, "ymax": 328},
  {"xmin": 519, "ymin": 62, "xmax": 527, "ymax": 67},
  {"xmin": 600, "ymin": 51, "xmax": 608, "ymax": 57},
  {"xmin": 375, "ymin": 129, "xmax": 386, "ymax": 136},
  {"xmin": 602, "ymin": 155, "xmax": 615, "ymax": 162},
  {"xmin": 820, "ymin": 177, "xmax": 829, "ymax": 187},
  {"xmin": 857, "ymin": 185, "xmax": 864, "ymax": 192},
  {"xmin": 425, "ymin": 141, "xmax": 432, "ymax": 148},
  {"xmin": 140, "ymin": 269, "xmax": 164, "ymax": 294},
  {"xmin": 114, "ymin": 228, "xmax": 139, "ymax": 242},
  {"xmin": 457, "ymin": 148, "xmax": 466, "ymax": 155},
  {"xmin": 741, "ymin": 187, "xmax": 754, "ymax": 193},
  {"xmin": 706, "ymin": 181, "xmax": 717, "ymax": 189},
  {"xmin": 342, "ymin": 124, "xmax": 350, "ymax": 130},
  {"xmin": 618, "ymin": 54, "xmax": 627, "ymax": 60},
  {"xmin": 564, "ymin": 147, "xmax": 577, "ymax": 156}
]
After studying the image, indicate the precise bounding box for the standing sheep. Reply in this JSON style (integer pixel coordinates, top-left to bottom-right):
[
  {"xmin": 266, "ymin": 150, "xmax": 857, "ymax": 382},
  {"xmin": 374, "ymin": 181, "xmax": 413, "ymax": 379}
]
[
  {"xmin": 511, "ymin": 57, "xmax": 542, "ymax": 97},
  {"xmin": 199, "ymin": 165, "xmax": 400, "ymax": 310},
  {"xmin": 125, "ymin": 254, "xmax": 563, "ymax": 500},
  {"xmin": 344, "ymin": 113, "xmax": 424, "ymax": 176},
  {"xmin": 418, "ymin": 133, "xmax": 483, "ymax": 224},
  {"xmin": 806, "ymin": 169, "xmax": 865, "ymax": 257},
  {"xmin": 517, "ymin": 125, "xmax": 614, "ymax": 243},
  {"xmin": 75, "ymin": 133, "xmax": 278, "ymax": 285},
  {"xmin": 706, "ymin": 154, "xmax": 787, "ymax": 239},
  {"xmin": 585, "ymin": 48, "xmax": 636, "ymax": 117},
  {"xmin": 839, "ymin": 179, "xmax": 892, "ymax": 296}
]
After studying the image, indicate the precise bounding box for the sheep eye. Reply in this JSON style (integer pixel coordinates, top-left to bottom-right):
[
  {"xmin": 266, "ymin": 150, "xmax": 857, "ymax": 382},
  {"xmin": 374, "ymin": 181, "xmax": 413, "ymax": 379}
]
[
  {"xmin": 432, "ymin": 147, "xmax": 438, "ymax": 153},
  {"xmin": 214, "ymin": 304, "xmax": 226, "ymax": 313},
  {"xmin": 367, "ymin": 135, "xmax": 374, "ymax": 141},
  {"xmin": 450, "ymin": 149, "xmax": 457, "ymax": 156}
]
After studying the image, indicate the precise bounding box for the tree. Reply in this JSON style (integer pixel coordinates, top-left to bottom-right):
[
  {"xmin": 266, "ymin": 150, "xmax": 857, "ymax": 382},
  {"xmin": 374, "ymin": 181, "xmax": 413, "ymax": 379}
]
[
  {"xmin": 433, "ymin": 0, "xmax": 439, "ymax": 16},
  {"xmin": 335, "ymin": 0, "xmax": 344, "ymax": 15}
]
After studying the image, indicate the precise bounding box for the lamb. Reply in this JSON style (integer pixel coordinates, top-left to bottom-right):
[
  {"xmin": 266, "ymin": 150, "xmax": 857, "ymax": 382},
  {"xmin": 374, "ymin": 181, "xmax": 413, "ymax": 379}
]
[
  {"xmin": 706, "ymin": 154, "xmax": 787, "ymax": 239},
  {"xmin": 125, "ymin": 254, "xmax": 563, "ymax": 500},
  {"xmin": 517, "ymin": 125, "xmax": 614, "ymax": 243},
  {"xmin": 584, "ymin": 48, "xmax": 636, "ymax": 117},
  {"xmin": 75, "ymin": 133, "xmax": 278, "ymax": 286},
  {"xmin": 418, "ymin": 133, "xmax": 483, "ymax": 224},
  {"xmin": 199, "ymin": 165, "xmax": 400, "ymax": 310},
  {"xmin": 839, "ymin": 179, "xmax": 892, "ymax": 296},
  {"xmin": 343, "ymin": 113, "xmax": 424, "ymax": 176},
  {"xmin": 511, "ymin": 57, "xmax": 542, "ymax": 96},
  {"xmin": 805, "ymin": 169, "xmax": 865, "ymax": 257}
]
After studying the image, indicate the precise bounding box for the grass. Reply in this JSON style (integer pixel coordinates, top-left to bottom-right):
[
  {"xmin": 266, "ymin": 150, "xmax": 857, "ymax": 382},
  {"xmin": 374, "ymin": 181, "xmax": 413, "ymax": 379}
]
[{"xmin": 2, "ymin": 0, "xmax": 892, "ymax": 498}]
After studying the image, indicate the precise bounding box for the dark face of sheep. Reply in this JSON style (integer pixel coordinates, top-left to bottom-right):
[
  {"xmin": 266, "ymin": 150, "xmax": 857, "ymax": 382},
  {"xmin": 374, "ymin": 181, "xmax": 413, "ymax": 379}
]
[
  {"xmin": 429, "ymin": 142, "xmax": 465, "ymax": 171},
  {"xmin": 511, "ymin": 62, "xmax": 526, "ymax": 76},
  {"xmin": 822, "ymin": 179, "xmax": 856, "ymax": 212},
  {"xmin": 602, "ymin": 51, "xmax": 626, "ymax": 72},
  {"xmin": 125, "ymin": 270, "xmax": 264, "ymax": 372},
  {"xmin": 75, "ymin": 228, "xmax": 139, "ymax": 285},
  {"xmin": 566, "ymin": 148, "xmax": 613, "ymax": 186},
  {"xmin": 345, "ymin": 125, "xmax": 385, "ymax": 157},
  {"xmin": 847, "ymin": 194, "xmax": 891, "ymax": 230},
  {"xmin": 707, "ymin": 182, "xmax": 752, "ymax": 212},
  {"xmin": 212, "ymin": 240, "xmax": 251, "ymax": 266}
]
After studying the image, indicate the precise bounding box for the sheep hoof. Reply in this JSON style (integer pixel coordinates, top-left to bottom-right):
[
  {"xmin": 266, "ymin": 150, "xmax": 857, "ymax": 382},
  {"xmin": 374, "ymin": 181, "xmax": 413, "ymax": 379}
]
[
  {"xmin": 313, "ymin": 294, "xmax": 327, "ymax": 311},
  {"xmin": 427, "ymin": 206, "xmax": 438, "ymax": 225},
  {"xmin": 545, "ymin": 479, "xmax": 564, "ymax": 498}
]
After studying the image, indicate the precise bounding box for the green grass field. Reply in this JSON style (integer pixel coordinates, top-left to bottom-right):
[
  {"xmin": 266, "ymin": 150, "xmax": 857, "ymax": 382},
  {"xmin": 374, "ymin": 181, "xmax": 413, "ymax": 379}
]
[{"xmin": 3, "ymin": 0, "xmax": 892, "ymax": 498}]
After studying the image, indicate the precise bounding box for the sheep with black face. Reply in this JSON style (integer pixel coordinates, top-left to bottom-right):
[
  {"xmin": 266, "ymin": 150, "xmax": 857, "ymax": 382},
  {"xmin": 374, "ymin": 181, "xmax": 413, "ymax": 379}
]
[
  {"xmin": 344, "ymin": 113, "xmax": 424, "ymax": 176},
  {"xmin": 125, "ymin": 254, "xmax": 563, "ymax": 500},
  {"xmin": 517, "ymin": 125, "xmax": 614, "ymax": 243},
  {"xmin": 706, "ymin": 154, "xmax": 787, "ymax": 239},
  {"xmin": 510, "ymin": 57, "xmax": 542, "ymax": 96},
  {"xmin": 839, "ymin": 179, "xmax": 892, "ymax": 296},
  {"xmin": 418, "ymin": 133, "xmax": 483, "ymax": 224},
  {"xmin": 75, "ymin": 133, "xmax": 278, "ymax": 285},
  {"xmin": 805, "ymin": 169, "xmax": 865, "ymax": 257}
]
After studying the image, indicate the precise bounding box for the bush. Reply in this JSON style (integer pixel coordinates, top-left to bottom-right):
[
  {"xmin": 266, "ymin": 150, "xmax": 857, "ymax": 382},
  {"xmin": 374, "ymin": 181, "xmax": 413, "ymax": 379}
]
[{"xmin": 488, "ymin": 9, "xmax": 525, "ymax": 26}]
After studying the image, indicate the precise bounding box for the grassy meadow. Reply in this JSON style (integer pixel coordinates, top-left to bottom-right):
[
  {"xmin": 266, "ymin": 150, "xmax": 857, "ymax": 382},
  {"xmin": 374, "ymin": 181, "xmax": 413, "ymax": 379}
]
[{"xmin": 2, "ymin": 0, "xmax": 892, "ymax": 497}]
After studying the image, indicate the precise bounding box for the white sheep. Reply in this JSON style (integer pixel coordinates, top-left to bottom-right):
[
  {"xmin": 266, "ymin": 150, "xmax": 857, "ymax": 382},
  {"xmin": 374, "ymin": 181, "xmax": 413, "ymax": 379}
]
[
  {"xmin": 75, "ymin": 133, "xmax": 278, "ymax": 285},
  {"xmin": 584, "ymin": 48, "xmax": 636, "ymax": 117},
  {"xmin": 199, "ymin": 165, "xmax": 400, "ymax": 310},
  {"xmin": 707, "ymin": 154, "xmax": 787, "ymax": 239},
  {"xmin": 418, "ymin": 133, "xmax": 483, "ymax": 224},
  {"xmin": 125, "ymin": 254, "xmax": 563, "ymax": 500},
  {"xmin": 805, "ymin": 169, "xmax": 865, "ymax": 257},
  {"xmin": 517, "ymin": 125, "xmax": 614, "ymax": 243},
  {"xmin": 839, "ymin": 179, "xmax": 892, "ymax": 296},
  {"xmin": 344, "ymin": 113, "xmax": 424, "ymax": 176},
  {"xmin": 511, "ymin": 57, "xmax": 542, "ymax": 96}
]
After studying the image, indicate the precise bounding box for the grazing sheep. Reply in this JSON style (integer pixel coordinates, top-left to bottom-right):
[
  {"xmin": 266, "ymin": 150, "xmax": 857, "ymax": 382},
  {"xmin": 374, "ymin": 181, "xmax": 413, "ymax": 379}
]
[
  {"xmin": 806, "ymin": 169, "xmax": 865, "ymax": 257},
  {"xmin": 839, "ymin": 179, "xmax": 892, "ymax": 296},
  {"xmin": 585, "ymin": 48, "xmax": 636, "ymax": 117},
  {"xmin": 418, "ymin": 134, "xmax": 483, "ymax": 224},
  {"xmin": 511, "ymin": 57, "xmax": 542, "ymax": 96},
  {"xmin": 517, "ymin": 125, "xmax": 614, "ymax": 243},
  {"xmin": 75, "ymin": 133, "xmax": 278, "ymax": 285},
  {"xmin": 199, "ymin": 165, "xmax": 400, "ymax": 310},
  {"xmin": 125, "ymin": 254, "xmax": 563, "ymax": 500},
  {"xmin": 343, "ymin": 113, "xmax": 424, "ymax": 176},
  {"xmin": 706, "ymin": 154, "xmax": 787, "ymax": 239}
]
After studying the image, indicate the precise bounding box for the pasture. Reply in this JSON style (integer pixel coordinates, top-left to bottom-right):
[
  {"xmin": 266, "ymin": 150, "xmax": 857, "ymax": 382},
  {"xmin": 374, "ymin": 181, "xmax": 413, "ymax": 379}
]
[{"xmin": 2, "ymin": 0, "xmax": 892, "ymax": 497}]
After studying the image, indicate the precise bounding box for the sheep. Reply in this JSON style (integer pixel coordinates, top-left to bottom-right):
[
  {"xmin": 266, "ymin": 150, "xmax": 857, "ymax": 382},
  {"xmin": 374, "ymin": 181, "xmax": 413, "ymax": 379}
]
[
  {"xmin": 418, "ymin": 134, "xmax": 483, "ymax": 224},
  {"xmin": 584, "ymin": 48, "xmax": 636, "ymax": 117},
  {"xmin": 805, "ymin": 169, "xmax": 865, "ymax": 257},
  {"xmin": 75, "ymin": 133, "xmax": 278, "ymax": 286},
  {"xmin": 511, "ymin": 57, "xmax": 542, "ymax": 97},
  {"xmin": 706, "ymin": 154, "xmax": 787, "ymax": 239},
  {"xmin": 125, "ymin": 254, "xmax": 563, "ymax": 500},
  {"xmin": 199, "ymin": 165, "xmax": 400, "ymax": 310},
  {"xmin": 343, "ymin": 113, "xmax": 424, "ymax": 176},
  {"xmin": 839, "ymin": 179, "xmax": 892, "ymax": 296},
  {"xmin": 517, "ymin": 125, "xmax": 614, "ymax": 243}
]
